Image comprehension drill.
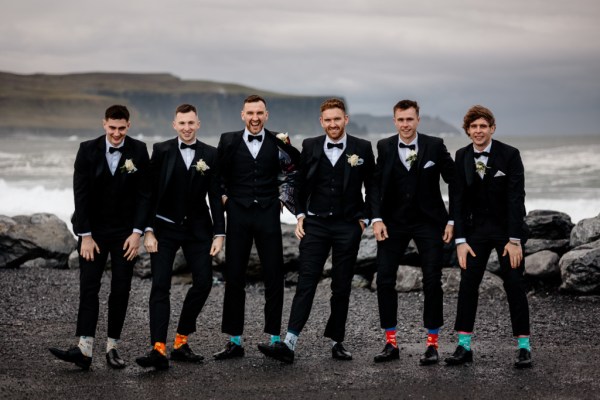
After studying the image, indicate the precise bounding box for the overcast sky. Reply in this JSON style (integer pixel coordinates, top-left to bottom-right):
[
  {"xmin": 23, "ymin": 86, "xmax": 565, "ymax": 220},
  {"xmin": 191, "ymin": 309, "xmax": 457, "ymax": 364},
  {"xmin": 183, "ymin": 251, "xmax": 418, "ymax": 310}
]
[{"xmin": 2, "ymin": 0, "xmax": 599, "ymax": 135}]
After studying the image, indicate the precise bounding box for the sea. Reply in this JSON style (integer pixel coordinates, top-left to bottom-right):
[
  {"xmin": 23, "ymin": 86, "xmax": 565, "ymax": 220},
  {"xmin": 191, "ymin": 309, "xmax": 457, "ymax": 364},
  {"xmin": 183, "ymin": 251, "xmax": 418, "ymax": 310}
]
[{"xmin": 1, "ymin": 132, "xmax": 599, "ymax": 232}]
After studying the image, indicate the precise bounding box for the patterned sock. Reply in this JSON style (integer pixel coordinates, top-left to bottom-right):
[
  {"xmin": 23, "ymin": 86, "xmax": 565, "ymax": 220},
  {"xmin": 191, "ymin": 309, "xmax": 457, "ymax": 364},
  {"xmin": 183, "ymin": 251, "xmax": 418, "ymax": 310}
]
[
  {"xmin": 153, "ymin": 342, "xmax": 167, "ymax": 356},
  {"xmin": 106, "ymin": 337, "xmax": 119, "ymax": 353},
  {"xmin": 174, "ymin": 333, "xmax": 188, "ymax": 350},
  {"xmin": 426, "ymin": 328, "xmax": 439, "ymax": 349},
  {"xmin": 284, "ymin": 332, "xmax": 298, "ymax": 351},
  {"xmin": 457, "ymin": 332, "xmax": 472, "ymax": 351},
  {"xmin": 385, "ymin": 328, "xmax": 398, "ymax": 348},
  {"xmin": 230, "ymin": 336, "xmax": 242, "ymax": 346},
  {"xmin": 78, "ymin": 336, "xmax": 94, "ymax": 357},
  {"xmin": 270, "ymin": 335, "xmax": 281, "ymax": 344},
  {"xmin": 517, "ymin": 336, "xmax": 531, "ymax": 351}
]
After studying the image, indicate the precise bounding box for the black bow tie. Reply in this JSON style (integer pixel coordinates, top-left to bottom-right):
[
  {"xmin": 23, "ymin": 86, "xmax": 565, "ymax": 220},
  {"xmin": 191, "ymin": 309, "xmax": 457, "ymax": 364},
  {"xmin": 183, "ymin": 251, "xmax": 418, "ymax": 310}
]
[
  {"xmin": 108, "ymin": 147, "xmax": 121, "ymax": 154},
  {"xmin": 180, "ymin": 142, "xmax": 197, "ymax": 150},
  {"xmin": 327, "ymin": 142, "xmax": 344, "ymax": 150},
  {"xmin": 399, "ymin": 143, "xmax": 416, "ymax": 150},
  {"xmin": 474, "ymin": 151, "xmax": 490, "ymax": 159},
  {"xmin": 248, "ymin": 135, "xmax": 263, "ymax": 143}
]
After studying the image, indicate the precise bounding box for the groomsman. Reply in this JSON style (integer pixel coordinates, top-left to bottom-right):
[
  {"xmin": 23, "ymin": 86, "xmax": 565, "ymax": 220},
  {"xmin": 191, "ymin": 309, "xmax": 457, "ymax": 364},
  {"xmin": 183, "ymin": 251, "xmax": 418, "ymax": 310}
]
[
  {"xmin": 259, "ymin": 98, "xmax": 375, "ymax": 363},
  {"xmin": 371, "ymin": 100, "xmax": 455, "ymax": 365},
  {"xmin": 50, "ymin": 105, "xmax": 150, "ymax": 370},
  {"xmin": 214, "ymin": 95, "xmax": 299, "ymax": 360},
  {"xmin": 445, "ymin": 105, "xmax": 532, "ymax": 368},
  {"xmin": 135, "ymin": 104, "xmax": 225, "ymax": 370}
]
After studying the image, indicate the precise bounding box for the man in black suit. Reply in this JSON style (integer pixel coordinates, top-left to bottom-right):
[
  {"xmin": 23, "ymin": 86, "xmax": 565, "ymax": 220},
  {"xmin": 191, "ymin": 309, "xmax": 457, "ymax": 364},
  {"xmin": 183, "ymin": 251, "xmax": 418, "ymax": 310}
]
[
  {"xmin": 259, "ymin": 98, "xmax": 376, "ymax": 363},
  {"xmin": 213, "ymin": 95, "xmax": 299, "ymax": 360},
  {"xmin": 135, "ymin": 104, "xmax": 225, "ymax": 370},
  {"xmin": 371, "ymin": 100, "xmax": 455, "ymax": 365},
  {"xmin": 444, "ymin": 105, "xmax": 531, "ymax": 369},
  {"xmin": 49, "ymin": 105, "xmax": 150, "ymax": 370}
]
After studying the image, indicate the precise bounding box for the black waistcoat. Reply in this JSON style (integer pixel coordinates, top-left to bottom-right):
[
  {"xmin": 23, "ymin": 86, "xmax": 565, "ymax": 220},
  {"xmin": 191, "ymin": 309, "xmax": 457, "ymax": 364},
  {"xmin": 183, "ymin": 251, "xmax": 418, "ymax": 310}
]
[
  {"xmin": 308, "ymin": 154, "xmax": 345, "ymax": 217},
  {"xmin": 93, "ymin": 165, "xmax": 130, "ymax": 236},
  {"xmin": 382, "ymin": 155, "xmax": 420, "ymax": 223},
  {"xmin": 157, "ymin": 154, "xmax": 192, "ymax": 224}
]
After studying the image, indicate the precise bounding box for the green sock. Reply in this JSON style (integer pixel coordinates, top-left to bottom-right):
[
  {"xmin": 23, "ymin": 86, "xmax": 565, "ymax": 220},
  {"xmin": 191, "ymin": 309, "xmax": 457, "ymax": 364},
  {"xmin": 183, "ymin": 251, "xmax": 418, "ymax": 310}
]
[
  {"xmin": 270, "ymin": 335, "xmax": 281, "ymax": 344},
  {"xmin": 230, "ymin": 336, "xmax": 242, "ymax": 346},
  {"xmin": 517, "ymin": 337, "xmax": 531, "ymax": 351},
  {"xmin": 458, "ymin": 332, "xmax": 472, "ymax": 351}
]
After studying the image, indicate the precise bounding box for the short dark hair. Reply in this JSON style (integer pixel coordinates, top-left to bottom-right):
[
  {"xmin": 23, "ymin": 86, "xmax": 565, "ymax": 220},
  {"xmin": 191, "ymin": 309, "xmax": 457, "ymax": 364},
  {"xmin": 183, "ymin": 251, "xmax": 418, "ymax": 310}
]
[
  {"xmin": 175, "ymin": 103, "xmax": 197, "ymax": 115},
  {"xmin": 320, "ymin": 98, "xmax": 346, "ymax": 113},
  {"xmin": 463, "ymin": 105, "xmax": 496, "ymax": 135},
  {"xmin": 393, "ymin": 100, "xmax": 419, "ymax": 116},
  {"xmin": 244, "ymin": 94, "xmax": 267, "ymax": 107},
  {"xmin": 105, "ymin": 105, "xmax": 130, "ymax": 121}
]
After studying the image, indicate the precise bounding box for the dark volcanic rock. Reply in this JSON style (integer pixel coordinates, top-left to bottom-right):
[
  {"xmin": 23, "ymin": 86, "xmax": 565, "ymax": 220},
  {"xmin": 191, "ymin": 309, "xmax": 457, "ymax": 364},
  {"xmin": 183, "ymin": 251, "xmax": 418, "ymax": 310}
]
[
  {"xmin": 525, "ymin": 210, "xmax": 574, "ymax": 240},
  {"xmin": 524, "ymin": 238, "xmax": 571, "ymax": 256},
  {"xmin": 560, "ymin": 239, "xmax": 600, "ymax": 294},
  {"xmin": 570, "ymin": 213, "xmax": 600, "ymax": 248},
  {"xmin": 525, "ymin": 250, "xmax": 560, "ymax": 280}
]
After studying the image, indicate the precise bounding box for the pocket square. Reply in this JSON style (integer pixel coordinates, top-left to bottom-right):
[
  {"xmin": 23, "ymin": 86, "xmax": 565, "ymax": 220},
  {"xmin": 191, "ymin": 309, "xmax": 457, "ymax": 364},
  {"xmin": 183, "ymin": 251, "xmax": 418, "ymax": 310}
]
[
  {"xmin": 494, "ymin": 170, "xmax": 506, "ymax": 177},
  {"xmin": 423, "ymin": 161, "xmax": 435, "ymax": 169}
]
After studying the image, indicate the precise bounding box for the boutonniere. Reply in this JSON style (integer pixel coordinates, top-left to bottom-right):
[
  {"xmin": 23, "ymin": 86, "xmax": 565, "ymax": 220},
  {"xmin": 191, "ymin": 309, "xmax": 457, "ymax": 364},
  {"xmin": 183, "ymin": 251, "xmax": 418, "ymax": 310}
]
[
  {"xmin": 194, "ymin": 159, "xmax": 210, "ymax": 175},
  {"xmin": 276, "ymin": 132, "xmax": 291, "ymax": 144},
  {"xmin": 405, "ymin": 149, "xmax": 418, "ymax": 167},
  {"xmin": 347, "ymin": 154, "xmax": 364, "ymax": 167},
  {"xmin": 475, "ymin": 161, "xmax": 490, "ymax": 175},
  {"xmin": 120, "ymin": 159, "xmax": 137, "ymax": 174}
]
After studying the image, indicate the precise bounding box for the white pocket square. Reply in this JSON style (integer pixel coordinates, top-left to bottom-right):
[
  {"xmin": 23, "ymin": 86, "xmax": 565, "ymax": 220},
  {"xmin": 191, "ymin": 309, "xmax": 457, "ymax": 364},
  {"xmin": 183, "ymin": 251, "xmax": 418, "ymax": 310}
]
[
  {"xmin": 494, "ymin": 170, "xmax": 506, "ymax": 177},
  {"xmin": 423, "ymin": 161, "xmax": 435, "ymax": 169}
]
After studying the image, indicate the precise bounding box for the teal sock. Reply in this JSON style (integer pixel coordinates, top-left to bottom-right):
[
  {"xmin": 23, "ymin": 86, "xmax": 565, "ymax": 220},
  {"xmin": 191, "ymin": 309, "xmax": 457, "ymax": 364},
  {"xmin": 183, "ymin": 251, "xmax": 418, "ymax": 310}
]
[
  {"xmin": 517, "ymin": 337, "xmax": 531, "ymax": 351},
  {"xmin": 457, "ymin": 332, "xmax": 472, "ymax": 351},
  {"xmin": 230, "ymin": 336, "xmax": 242, "ymax": 346},
  {"xmin": 270, "ymin": 335, "xmax": 281, "ymax": 344}
]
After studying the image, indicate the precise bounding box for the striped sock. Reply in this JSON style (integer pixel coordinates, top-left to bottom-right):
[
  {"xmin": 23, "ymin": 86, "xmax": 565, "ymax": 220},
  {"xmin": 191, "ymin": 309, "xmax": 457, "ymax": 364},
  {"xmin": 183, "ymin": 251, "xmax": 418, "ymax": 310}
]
[
  {"xmin": 457, "ymin": 332, "xmax": 472, "ymax": 351},
  {"xmin": 517, "ymin": 336, "xmax": 531, "ymax": 351},
  {"xmin": 385, "ymin": 328, "xmax": 398, "ymax": 348}
]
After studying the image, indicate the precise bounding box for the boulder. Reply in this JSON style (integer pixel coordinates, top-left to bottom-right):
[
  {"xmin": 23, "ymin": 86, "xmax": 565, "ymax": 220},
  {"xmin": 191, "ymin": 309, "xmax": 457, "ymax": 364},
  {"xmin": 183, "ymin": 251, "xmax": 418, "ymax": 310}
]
[
  {"xmin": 524, "ymin": 250, "xmax": 560, "ymax": 280},
  {"xmin": 570, "ymin": 213, "xmax": 600, "ymax": 248},
  {"xmin": 559, "ymin": 239, "xmax": 600, "ymax": 294},
  {"xmin": 525, "ymin": 210, "xmax": 574, "ymax": 240},
  {"xmin": 524, "ymin": 238, "xmax": 571, "ymax": 257},
  {"xmin": 370, "ymin": 265, "xmax": 423, "ymax": 292},
  {"xmin": 0, "ymin": 213, "xmax": 77, "ymax": 269}
]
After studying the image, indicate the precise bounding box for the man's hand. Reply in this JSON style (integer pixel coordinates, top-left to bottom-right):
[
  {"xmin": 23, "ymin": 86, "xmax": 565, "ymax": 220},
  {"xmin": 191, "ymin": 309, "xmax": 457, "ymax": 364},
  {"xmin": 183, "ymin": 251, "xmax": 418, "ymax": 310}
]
[
  {"xmin": 144, "ymin": 231, "xmax": 158, "ymax": 254},
  {"xmin": 210, "ymin": 236, "xmax": 225, "ymax": 256},
  {"xmin": 359, "ymin": 219, "xmax": 366, "ymax": 232},
  {"xmin": 80, "ymin": 236, "xmax": 100, "ymax": 262},
  {"xmin": 443, "ymin": 224, "xmax": 454, "ymax": 244},
  {"xmin": 502, "ymin": 241, "xmax": 523, "ymax": 269},
  {"xmin": 295, "ymin": 216, "xmax": 306, "ymax": 240},
  {"xmin": 221, "ymin": 195, "xmax": 228, "ymax": 206},
  {"xmin": 457, "ymin": 242, "xmax": 476, "ymax": 269},
  {"xmin": 373, "ymin": 221, "xmax": 388, "ymax": 241},
  {"xmin": 123, "ymin": 232, "xmax": 141, "ymax": 261}
]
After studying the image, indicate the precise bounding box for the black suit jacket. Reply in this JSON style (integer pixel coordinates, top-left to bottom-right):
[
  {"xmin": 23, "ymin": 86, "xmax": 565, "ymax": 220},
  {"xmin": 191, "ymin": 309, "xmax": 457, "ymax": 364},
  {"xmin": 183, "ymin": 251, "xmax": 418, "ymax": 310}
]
[
  {"xmin": 371, "ymin": 133, "xmax": 455, "ymax": 227},
  {"xmin": 72, "ymin": 135, "xmax": 150, "ymax": 236},
  {"xmin": 295, "ymin": 134, "xmax": 376, "ymax": 222},
  {"xmin": 147, "ymin": 138, "xmax": 225, "ymax": 239},
  {"xmin": 454, "ymin": 139, "xmax": 527, "ymax": 240}
]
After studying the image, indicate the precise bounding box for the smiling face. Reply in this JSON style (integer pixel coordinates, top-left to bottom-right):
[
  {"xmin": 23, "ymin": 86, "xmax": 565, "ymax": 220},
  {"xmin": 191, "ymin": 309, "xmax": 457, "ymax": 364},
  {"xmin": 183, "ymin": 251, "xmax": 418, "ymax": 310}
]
[
  {"xmin": 103, "ymin": 118, "xmax": 130, "ymax": 146},
  {"xmin": 393, "ymin": 107, "xmax": 420, "ymax": 144},
  {"xmin": 173, "ymin": 111, "xmax": 200, "ymax": 144},
  {"xmin": 467, "ymin": 117, "xmax": 495, "ymax": 151},
  {"xmin": 320, "ymin": 107, "xmax": 348, "ymax": 142},
  {"xmin": 241, "ymin": 100, "xmax": 268, "ymax": 135}
]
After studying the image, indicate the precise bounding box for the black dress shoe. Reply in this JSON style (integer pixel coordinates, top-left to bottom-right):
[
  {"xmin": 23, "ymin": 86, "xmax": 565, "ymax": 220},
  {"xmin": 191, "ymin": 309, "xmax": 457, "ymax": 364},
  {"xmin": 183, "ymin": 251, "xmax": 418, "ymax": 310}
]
[
  {"xmin": 106, "ymin": 349, "xmax": 126, "ymax": 369},
  {"xmin": 419, "ymin": 345, "xmax": 439, "ymax": 366},
  {"xmin": 49, "ymin": 347, "xmax": 92, "ymax": 370},
  {"xmin": 444, "ymin": 345, "xmax": 473, "ymax": 365},
  {"xmin": 332, "ymin": 342, "xmax": 352, "ymax": 361},
  {"xmin": 171, "ymin": 343, "xmax": 204, "ymax": 363},
  {"xmin": 213, "ymin": 342, "xmax": 245, "ymax": 360},
  {"xmin": 257, "ymin": 341, "xmax": 294, "ymax": 364},
  {"xmin": 135, "ymin": 349, "xmax": 169, "ymax": 370},
  {"xmin": 514, "ymin": 348, "xmax": 532, "ymax": 369},
  {"xmin": 373, "ymin": 343, "xmax": 399, "ymax": 363}
]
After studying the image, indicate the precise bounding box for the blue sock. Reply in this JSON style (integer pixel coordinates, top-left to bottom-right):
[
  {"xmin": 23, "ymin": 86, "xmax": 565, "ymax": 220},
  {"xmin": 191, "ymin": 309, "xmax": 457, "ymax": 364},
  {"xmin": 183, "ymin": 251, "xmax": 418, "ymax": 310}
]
[
  {"xmin": 270, "ymin": 335, "xmax": 281, "ymax": 344},
  {"xmin": 230, "ymin": 336, "xmax": 242, "ymax": 346},
  {"xmin": 517, "ymin": 337, "xmax": 531, "ymax": 351},
  {"xmin": 427, "ymin": 328, "xmax": 440, "ymax": 335}
]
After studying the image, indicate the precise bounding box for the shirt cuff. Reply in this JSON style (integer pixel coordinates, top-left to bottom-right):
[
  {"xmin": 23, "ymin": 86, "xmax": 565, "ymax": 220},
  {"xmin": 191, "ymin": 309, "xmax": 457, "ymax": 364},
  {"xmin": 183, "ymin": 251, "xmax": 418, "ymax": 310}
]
[
  {"xmin": 78, "ymin": 232, "xmax": 92, "ymax": 237},
  {"xmin": 144, "ymin": 227, "xmax": 154, "ymax": 233},
  {"xmin": 509, "ymin": 238, "xmax": 521, "ymax": 243},
  {"xmin": 296, "ymin": 213, "xmax": 306, "ymax": 220},
  {"xmin": 214, "ymin": 234, "xmax": 226, "ymax": 237},
  {"xmin": 447, "ymin": 220, "xmax": 454, "ymax": 225},
  {"xmin": 455, "ymin": 238, "xmax": 467, "ymax": 244},
  {"xmin": 371, "ymin": 218, "xmax": 383, "ymax": 223},
  {"xmin": 133, "ymin": 229, "xmax": 143, "ymax": 235}
]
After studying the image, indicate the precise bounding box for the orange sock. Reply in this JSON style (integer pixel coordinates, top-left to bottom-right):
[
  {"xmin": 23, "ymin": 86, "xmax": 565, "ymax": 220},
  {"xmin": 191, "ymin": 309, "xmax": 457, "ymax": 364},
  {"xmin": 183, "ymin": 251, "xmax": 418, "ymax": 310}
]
[
  {"xmin": 153, "ymin": 342, "xmax": 167, "ymax": 356},
  {"xmin": 174, "ymin": 333, "xmax": 188, "ymax": 350},
  {"xmin": 426, "ymin": 333, "xmax": 439, "ymax": 349}
]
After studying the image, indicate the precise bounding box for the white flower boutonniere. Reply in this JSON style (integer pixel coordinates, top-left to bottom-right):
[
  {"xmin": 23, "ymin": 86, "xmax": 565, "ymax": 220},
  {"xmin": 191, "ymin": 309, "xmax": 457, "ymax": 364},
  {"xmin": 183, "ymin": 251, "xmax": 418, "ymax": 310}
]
[
  {"xmin": 194, "ymin": 159, "xmax": 210, "ymax": 175},
  {"xmin": 276, "ymin": 132, "xmax": 291, "ymax": 145},
  {"xmin": 347, "ymin": 154, "xmax": 364, "ymax": 167},
  {"xmin": 405, "ymin": 149, "xmax": 418, "ymax": 167},
  {"xmin": 475, "ymin": 161, "xmax": 489, "ymax": 175},
  {"xmin": 120, "ymin": 159, "xmax": 137, "ymax": 174}
]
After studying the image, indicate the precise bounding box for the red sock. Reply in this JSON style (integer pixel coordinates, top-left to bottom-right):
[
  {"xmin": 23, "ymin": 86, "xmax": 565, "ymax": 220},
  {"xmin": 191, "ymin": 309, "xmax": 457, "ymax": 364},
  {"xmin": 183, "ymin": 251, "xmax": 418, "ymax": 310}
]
[
  {"xmin": 385, "ymin": 330, "xmax": 397, "ymax": 348},
  {"xmin": 426, "ymin": 333, "xmax": 439, "ymax": 349}
]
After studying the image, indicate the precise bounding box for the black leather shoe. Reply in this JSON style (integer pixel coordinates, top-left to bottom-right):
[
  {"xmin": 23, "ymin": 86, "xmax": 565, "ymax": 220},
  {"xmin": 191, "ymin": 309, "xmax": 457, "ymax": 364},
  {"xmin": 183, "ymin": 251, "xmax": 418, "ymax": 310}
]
[
  {"xmin": 444, "ymin": 345, "xmax": 473, "ymax": 365},
  {"xmin": 135, "ymin": 349, "xmax": 169, "ymax": 370},
  {"xmin": 257, "ymin": 341, "xmax": 294, "ymax": 364},
  {"xmin": 171, "ymin": 343, "xmax": 204, "ymax": 363},
  {"xmin": 373, "ymin": 343, "xmax": 399, "ymax": 363},
  {"xmin": 514, "ymin": 348, "xmax": 532, "ymax": 369},
  {"xmin": 213, "ymin": 342, "xmax": 245, "ymax": 360},
  {"xmin": 419, "ymin": 345, "xmax": 439, "ymax": 366},
  {"xmin": 49, "ymin": 347, "xmax": 92, "ymax": 370},
  {"xmin": 332, "ymin": 342, "xmax": 352, "ymax": 361},
  {"xmin": 106, "ymin": 349, "xmax": 126, "ymax": 369}
]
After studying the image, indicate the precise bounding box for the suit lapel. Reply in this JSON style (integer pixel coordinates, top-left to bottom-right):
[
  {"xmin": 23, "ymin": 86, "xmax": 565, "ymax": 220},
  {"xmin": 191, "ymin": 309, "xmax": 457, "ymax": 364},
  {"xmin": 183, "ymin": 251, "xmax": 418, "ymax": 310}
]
[
  {"xmin": 381, "ymin": 136, "xmax": 396, "ymax": 195},
  {"xmin": 94, "ymin": 137, "xmax": 108, "ymax": 178},
  {"xmin": 464, "ymin": 146, "xmax": 475, "ymax": 186},
  {"xmin": 343, "ymin": 135, "xmax": 356, "ymax": 192},
  {"xmin": 416, "ymin": 134, "xmax": 428, "ymax": 173},
  {"xmin": 188, "ymin": 142, "xmax": 206, "ymax": 187},
  {"xmin": 485, "ymin": 141, "xmax": 498, "ymax": 181},
  {"xmin": 307, "ymin": 136, "xmax": 325, "ymax": 181},
  {"xmin": 163, "ymin": 140, "xmax": 178, "ymax": 192}
]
